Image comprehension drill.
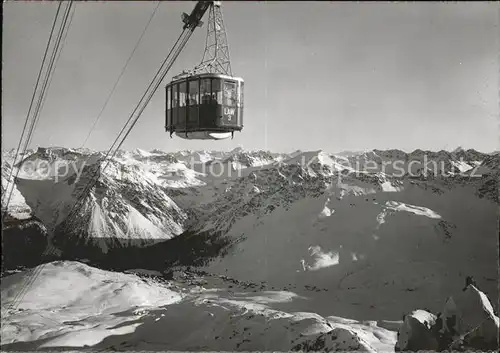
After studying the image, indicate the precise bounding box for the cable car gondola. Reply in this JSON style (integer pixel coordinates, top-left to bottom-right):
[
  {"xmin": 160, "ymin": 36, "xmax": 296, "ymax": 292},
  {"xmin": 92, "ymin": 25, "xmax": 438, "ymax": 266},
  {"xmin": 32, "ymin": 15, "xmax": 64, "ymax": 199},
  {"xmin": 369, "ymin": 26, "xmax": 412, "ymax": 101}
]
[
  {"xmin": 166, "ymin": 73, "xmax": 243, "ymax": 140},
  {"xmin": 165, "ymin": 1, "xmax": 244, "ymax": 141}
]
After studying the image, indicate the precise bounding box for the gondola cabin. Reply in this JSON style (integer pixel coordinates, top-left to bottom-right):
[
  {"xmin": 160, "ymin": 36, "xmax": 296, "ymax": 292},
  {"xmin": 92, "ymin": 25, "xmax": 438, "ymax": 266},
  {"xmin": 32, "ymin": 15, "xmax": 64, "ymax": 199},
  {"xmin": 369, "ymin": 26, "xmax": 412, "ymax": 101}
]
[{"xmin": 165, "ymin": 73, "xmax": 244, "ymax": 140}]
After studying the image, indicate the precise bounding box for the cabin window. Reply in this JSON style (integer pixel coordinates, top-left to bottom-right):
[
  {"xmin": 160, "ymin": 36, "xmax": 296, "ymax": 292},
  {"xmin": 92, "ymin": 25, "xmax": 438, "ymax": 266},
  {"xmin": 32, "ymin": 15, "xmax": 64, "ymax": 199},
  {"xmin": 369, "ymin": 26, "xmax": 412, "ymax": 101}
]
[
  {"xmin": 188, "ymin": 79, "xmax": 199, "ymax": 105},
  {"xmin": 240, "ymin": 82, "xmax": 244, "ymax": 107},
  {"xmin": 172, "ymin": 84, "xmax": 178, "ymax": 124},
  {"xmin": 200, "ymin": 78, "xmax": 211, "ymax": 104},
  {"xmin": 224, "ymin": 81, "xmax": 237, "ymax": 107},
  {"xmin": 212, "ymin": 79, "xmax": 223, "ymax": 104},
  {"xmin": 167, "ymin": 86, "xmax": 171, "ymax": 110},
  {"xmin": 179, "ymin": 81, "xmax": 187, "ymax": 107},
  {"xmin": 172, "ymin": 84, "xmax": 179, "ymax": 108},
  {"xmin": 167, "ymin": 86, "xmax": 171, "ymax": 126}
]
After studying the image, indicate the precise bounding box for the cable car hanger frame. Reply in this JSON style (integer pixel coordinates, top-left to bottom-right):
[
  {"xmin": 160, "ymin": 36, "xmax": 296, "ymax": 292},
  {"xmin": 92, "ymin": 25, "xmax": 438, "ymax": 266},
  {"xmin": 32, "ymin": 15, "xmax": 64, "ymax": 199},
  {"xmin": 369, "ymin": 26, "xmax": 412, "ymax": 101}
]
[{"xmin": 165, "ymin": 1, "xmax": 244, "ymax": 141}]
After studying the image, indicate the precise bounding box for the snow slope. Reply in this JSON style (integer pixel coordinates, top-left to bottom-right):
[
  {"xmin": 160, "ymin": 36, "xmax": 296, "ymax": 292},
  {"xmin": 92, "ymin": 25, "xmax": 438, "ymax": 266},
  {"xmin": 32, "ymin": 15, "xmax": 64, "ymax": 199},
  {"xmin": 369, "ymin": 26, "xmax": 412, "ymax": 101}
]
[{"xmin": 0, "ymin": 261, "xmax": 396, "ymax": 351}]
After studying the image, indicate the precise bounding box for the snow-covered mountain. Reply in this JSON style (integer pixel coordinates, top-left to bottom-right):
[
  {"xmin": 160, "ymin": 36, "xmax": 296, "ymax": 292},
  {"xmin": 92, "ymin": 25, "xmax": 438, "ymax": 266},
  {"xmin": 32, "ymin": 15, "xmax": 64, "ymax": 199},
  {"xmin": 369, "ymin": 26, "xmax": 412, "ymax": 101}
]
[
  {"xmin": 1, "ymin": 146, "xmax": 498, "ymax": 350},
  {"xmin": 2, "ymin": 146, "xmax": 497, "ymax": 251},
  {"xmin": 1, "ymin": 147, "xmax": 498, "ymax": 317},
  {"xmin": 10, "ymin": 149, "xmax": 190, "ymax": 253}
]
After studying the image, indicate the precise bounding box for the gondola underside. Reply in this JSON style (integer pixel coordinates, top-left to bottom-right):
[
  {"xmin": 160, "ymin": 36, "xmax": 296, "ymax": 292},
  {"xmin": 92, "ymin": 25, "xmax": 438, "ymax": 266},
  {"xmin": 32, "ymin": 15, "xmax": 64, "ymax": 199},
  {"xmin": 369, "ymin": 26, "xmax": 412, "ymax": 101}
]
[{"xmin": 174, "ymin": 130, "xmax": 233, "ymax": 140}]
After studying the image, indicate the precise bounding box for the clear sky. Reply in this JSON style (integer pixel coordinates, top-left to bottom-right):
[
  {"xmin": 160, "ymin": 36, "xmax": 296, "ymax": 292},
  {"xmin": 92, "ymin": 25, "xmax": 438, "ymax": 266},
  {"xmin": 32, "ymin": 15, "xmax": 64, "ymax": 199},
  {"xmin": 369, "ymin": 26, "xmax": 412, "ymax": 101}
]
[{"xmin": 2, "ymin": 1, "xmax": 498, "ymax": 153}]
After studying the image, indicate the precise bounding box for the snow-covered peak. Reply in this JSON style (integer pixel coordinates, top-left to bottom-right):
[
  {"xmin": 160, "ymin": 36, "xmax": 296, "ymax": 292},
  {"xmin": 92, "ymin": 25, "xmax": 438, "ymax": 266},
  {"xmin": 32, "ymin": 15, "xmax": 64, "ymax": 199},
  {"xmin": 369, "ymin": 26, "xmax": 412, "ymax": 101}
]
[
  {"xmin": 221, "ymin": 150, "xmax": 277, "ymax": 169},
  {"xmin": 149, "ymin": 148, "xmax": 165, "ymax": 154},
  {"xmin": 229, "ymin": 146, "xmax": 244, "ymax": 154},
  {"xmin": 334, "ymin": 150, "xmax": 365, "ymax": 158},
  {"xmin": 372, "ymin": 149, "xmax": 407, "ymax": 160},
  {"xmin": 134, "ymin": 148, "xmax": 153, "ymax": 158}
]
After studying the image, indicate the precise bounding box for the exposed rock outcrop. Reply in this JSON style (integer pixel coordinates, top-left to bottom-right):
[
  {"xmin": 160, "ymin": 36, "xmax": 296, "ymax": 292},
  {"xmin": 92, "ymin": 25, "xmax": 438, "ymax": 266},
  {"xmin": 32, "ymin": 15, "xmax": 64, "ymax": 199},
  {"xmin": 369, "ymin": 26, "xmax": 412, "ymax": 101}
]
[{"xmin": 396, "ymin": 281, "xmax": 499, "ymax": 352}]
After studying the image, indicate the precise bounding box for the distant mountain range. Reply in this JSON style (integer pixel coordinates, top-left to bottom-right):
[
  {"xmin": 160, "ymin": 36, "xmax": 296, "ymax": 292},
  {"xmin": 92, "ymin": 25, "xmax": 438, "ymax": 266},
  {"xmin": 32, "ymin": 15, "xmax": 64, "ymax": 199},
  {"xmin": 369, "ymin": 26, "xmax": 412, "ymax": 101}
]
[{"xmin": 1, "ymin": 147, "xmax": 498, "ymax": 320}]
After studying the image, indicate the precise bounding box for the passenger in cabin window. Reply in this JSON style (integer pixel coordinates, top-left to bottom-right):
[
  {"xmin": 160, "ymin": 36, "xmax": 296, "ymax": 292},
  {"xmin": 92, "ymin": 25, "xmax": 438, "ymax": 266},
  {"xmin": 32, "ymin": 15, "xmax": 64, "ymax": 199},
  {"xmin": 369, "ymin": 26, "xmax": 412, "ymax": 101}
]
[
  {"xmin": 226, "ymin": 93, "xmax": 234, "ymax": 106},
  {"xmin": 188, "ymin": 94, "xmax": 197, "ymax": 106},
  {"xmin": 201, "ymin": 93, "xmax": 211, "ymax": 104}
]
